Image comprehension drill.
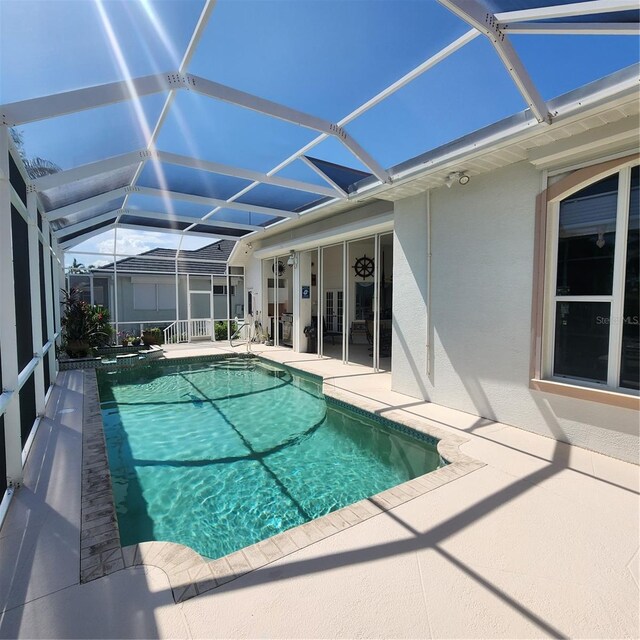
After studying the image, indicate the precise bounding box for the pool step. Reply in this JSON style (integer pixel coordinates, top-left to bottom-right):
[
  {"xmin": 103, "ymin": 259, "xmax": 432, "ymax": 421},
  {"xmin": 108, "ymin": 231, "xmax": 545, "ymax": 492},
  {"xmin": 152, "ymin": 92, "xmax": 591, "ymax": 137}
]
[
  {"xmin": 254, "ymin": 362, "xmax": 288, "ymax": 378},
  {"xmin": 208, "ymin": 357, "xmax": 260, "ymax": 371}
]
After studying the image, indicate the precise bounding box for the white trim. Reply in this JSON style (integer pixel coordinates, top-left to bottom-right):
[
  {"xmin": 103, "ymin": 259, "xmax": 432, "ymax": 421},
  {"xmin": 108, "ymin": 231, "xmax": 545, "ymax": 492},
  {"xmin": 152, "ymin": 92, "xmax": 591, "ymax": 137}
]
[
  {"xmin": 0, "ymin": 488, "xmax": 14, "ymax": 532},
  {"xmin": 17, "ymin": 357, "xmax": 40, "ymax": 390},
  {"xmin": 253, "ymin": 210, "xmax": 394, "ymax": 259},
  {"xmin": 501, "ymin": 23, "xmax": 640, "ymax": 36},
  {"xmin": 135, "ymin": 187, "xmax": 298, "ymax": 219},
  {"xmin": 495, "ymin": 0, "xmax": 637, "ymax": 23},
  {"xmin": 54, "ymin": 210, "xmax": 119, "ymax": 238},
  {"xmin": 545, "ymin": 162, "xmax": 639, "ymax": 391},
  {"xmin": 70, "ymin": 251, "xmax": 229, "ymax": 264},
  {"xmin": 116, "ymin": 209, "xmax": 262, "ymax": 232},
  {"xmin": 548, "ymin": 150, "xmax": 640, "ymax": 178},
  {"xmin": 1, "ymin": 72, "xmax": 175, "ymax": 126},
  {"xmin": 551, "ymin": 295, "xmax": 613, "ymax": 302},
  {"xmin": 10, "ymin": 186, "xmax": 28, "ymax": 219},
  {"xmin": 0, "ymin": 125, "xmax": 23, "ymax": 487},
  {"xmin": 373, "ymin": 234, "xmax": 379, "ymax": 372},
  {"xmin": 157, "ymin": 151, "xmax": 339, "ymax": 199},
  {"xmin": 46, "ymin": 187, "xmax": 128, "ymax": 221},
  {"xmin": 528, "ymin": 115, "xmax": 640, "ymax": 168},
  {"xmin": 608, "ymin": 168, "xmax": 631, "ymax": 386},
  {"xmin": 191, "ymin": 74, "xmax": 336, "ymax": 135},
  {"xmin": 299, "ymin": 156, "xmax": 348, "ymax": 198},
  {"xmin": 55, "ymin": 209, "xmax": 261, "ymax": 237},
  {"xmin": 44, "ymin": 382, "xmax": 54, "ymax": 405},
  {"xmin": 114, "ymin": 223, "xmax": 241, "ymax": 243},
  {"xmin": 342, "ymin": 242, "xmax": 348, "ymax": 364},
  {"xmin": 317, "ymin": 248, "xmax": 323, "ymax": 356},
  {"xmin": 48, "ymin": 185, "xmax": 299, "ymax": 223},
  {"xmin": 27, "ymin": 191, "xmax": 46, "ymax": 418},
  {"xmin": 42, "ymin": 220, "xmax": 56, "ymax": 386},
  {"xmin": 33, "ymin": 147, "xmax": 338, "ymax": 200},
  {"xmin": 21, "ymin": 416, "xmax": 42, "ymax": 467},
  {"xmin": 32, "ymin": 150, "xmax": 145, "ymax": 190},
  {"xmin": 0, "ymin": 391, "xmax": 14, "ymax": 417}
]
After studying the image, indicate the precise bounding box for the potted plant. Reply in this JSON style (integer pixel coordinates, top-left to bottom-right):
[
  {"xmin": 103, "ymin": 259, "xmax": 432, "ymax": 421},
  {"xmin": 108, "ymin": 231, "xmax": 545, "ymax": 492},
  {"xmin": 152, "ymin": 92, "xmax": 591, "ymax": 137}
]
[
  {"xmin": 132, "ymin": 336, "xmax": 142, "ymax": 347},
  {"xmin": 142, "ymin": 327, "xmax": 162, "ymax": 347},
  {"xmin": 61, "ymin": 289, "xmax": 113, "ymax": 358}
]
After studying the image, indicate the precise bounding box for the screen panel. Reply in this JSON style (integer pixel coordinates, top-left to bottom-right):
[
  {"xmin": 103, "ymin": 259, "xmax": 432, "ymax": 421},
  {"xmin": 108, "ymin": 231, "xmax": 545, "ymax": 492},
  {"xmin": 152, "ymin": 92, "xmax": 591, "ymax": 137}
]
[{"xmin": 12, "ymin": 206, "xmax": 33, "ymax": 372}]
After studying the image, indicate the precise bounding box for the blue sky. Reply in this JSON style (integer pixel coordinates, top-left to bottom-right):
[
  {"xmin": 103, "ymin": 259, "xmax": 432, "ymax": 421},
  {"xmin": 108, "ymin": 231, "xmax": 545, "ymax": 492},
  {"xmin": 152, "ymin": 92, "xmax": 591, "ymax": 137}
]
[{"xmin": 1, "ymin": 0, "xmax": 638, "ymax": 264}]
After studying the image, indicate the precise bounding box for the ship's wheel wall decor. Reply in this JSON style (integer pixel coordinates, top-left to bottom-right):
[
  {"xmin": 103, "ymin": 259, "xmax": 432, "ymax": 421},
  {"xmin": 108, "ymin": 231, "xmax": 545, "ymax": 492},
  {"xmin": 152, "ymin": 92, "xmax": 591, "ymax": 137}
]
[
  {"xmin": 353, "ymin": 255, "xmax": 374, "ymax": 279},
  {"xmin": 272, "ymin": 260, "xmax": 285, "ymax": 276}
]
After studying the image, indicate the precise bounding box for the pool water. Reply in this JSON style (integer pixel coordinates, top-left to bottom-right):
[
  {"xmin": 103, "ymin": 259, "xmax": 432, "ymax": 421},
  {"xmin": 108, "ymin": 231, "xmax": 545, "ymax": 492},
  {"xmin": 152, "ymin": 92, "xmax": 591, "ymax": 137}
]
[{"xmin": 97, "ymin": 358, "xmax": 441, "ymax": 560}]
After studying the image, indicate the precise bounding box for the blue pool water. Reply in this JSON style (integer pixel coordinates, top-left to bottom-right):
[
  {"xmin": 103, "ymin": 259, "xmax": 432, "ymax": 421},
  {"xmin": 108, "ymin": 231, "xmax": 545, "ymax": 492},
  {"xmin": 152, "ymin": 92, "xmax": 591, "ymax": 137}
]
[{"xmin": 97, "ymin": 357, "xmax": 441, "ymax": 560}]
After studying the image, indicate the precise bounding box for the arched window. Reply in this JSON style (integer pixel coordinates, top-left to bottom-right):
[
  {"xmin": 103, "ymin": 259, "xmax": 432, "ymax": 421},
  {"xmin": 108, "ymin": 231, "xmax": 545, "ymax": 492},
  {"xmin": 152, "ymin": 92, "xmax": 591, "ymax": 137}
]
[{"xmin": 548, "ymin": 164, "xmax": 638, "ymax": 392}]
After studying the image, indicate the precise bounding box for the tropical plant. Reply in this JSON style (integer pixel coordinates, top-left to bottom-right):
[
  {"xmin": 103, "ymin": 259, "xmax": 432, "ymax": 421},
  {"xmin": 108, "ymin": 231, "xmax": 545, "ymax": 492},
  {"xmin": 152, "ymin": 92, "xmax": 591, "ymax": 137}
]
[{"xmin": 61, "ymin": 288, "xmax": 113, "ymax": 357}]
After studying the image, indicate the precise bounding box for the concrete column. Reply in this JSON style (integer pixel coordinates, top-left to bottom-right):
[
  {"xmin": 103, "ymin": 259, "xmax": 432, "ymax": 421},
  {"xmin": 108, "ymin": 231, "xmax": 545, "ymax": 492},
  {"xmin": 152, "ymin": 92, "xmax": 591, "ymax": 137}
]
[
  {"xmin": 297, "ymin": 252, "xmax": 312, "ymax": 353},
  {"xmin": 392, "ymin": 192, "xmax": 430, "ymax": 400}
]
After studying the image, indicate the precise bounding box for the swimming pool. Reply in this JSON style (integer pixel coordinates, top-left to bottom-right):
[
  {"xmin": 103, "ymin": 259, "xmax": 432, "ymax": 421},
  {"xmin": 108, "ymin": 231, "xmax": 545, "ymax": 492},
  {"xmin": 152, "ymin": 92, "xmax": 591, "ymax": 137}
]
[{"xmin": 97, "ymin": 357, "xmax": 442, "ymax": 560}]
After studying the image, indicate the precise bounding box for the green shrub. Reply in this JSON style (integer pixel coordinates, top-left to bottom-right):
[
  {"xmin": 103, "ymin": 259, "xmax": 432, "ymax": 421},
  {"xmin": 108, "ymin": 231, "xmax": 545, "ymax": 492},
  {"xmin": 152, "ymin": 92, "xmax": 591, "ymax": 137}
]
[{"xmin": 214, "ymin": 321, "xmax": 237, "ymax": 341}]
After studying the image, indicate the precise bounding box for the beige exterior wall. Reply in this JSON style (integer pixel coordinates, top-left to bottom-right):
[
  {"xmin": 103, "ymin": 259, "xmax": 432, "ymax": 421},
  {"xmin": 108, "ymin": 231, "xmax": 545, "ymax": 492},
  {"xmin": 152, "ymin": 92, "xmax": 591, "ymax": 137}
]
[{"xmin": 391, "ymin": 161, "xmax": 638, "ymax": 463}]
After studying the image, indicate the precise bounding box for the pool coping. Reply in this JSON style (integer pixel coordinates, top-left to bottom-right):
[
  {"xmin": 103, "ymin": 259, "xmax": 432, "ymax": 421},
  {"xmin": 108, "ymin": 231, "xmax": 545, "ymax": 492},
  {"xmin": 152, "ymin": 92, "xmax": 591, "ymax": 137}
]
[{"xmin": 79, "ymin": 355, "xmax": 485, "ymax": 603}]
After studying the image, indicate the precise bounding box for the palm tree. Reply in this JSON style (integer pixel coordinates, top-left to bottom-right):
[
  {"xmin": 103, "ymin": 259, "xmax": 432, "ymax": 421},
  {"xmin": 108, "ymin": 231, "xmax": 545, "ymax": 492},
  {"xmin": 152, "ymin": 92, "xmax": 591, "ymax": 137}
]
[
  {"xmin": 69, "ymin": 258, "xmax": 87, "ymax": 274},
  {"xmin": 24, "ymin": 157, "xmax": 61, "ymax": 178},
  {"xmin": 10, "ymin": 127, "xmax": 61, "ymax": 178}
]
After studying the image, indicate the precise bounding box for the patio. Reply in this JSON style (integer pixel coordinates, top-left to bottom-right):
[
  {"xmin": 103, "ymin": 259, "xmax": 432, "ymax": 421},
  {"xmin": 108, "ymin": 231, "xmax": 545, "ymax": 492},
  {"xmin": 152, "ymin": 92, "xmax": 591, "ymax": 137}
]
[
  {"xmin": 0, "ymin": 1, "xmax": 639, "ymax": 637},
  {"xmin": 0, "ymin": 345, "xmax": 637, "ymax": 638}
]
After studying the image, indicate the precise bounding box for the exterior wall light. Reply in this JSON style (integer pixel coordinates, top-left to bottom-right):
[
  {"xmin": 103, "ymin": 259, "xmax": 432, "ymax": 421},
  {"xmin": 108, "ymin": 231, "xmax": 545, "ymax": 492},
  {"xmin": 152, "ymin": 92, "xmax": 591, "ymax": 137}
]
[
  {"xmin": 445, "ymin": 171, "xmax": 470, "ymax": 187},
  {"xmin": 287, "ymin": 251, "xmax": 296, "ymax": 267}
]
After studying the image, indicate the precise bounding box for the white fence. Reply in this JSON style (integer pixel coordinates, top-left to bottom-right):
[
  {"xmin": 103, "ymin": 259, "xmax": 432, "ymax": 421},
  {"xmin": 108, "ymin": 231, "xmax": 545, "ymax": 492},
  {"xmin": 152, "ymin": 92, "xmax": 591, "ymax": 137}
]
[{"xmin": 163, "ymin": 320, "xmax": 189, "ymax": 344}]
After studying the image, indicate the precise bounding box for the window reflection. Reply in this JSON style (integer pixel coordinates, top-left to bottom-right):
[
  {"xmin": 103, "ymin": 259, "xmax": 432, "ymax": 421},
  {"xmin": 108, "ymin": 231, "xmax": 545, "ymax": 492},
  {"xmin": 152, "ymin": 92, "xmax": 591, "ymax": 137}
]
[
  {"xmin": 554, "ymin": 301, "xmax": 610, "ymax": 383},
  {"xmin": 556, "ymin": 173, "xmax": 618, "ymax": 296}
]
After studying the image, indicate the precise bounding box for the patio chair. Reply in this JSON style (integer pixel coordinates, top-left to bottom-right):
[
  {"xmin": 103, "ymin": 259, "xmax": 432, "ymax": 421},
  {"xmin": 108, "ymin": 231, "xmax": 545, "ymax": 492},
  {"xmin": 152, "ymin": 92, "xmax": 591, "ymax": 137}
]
[{"xmin": 323, "ymin": 317, "xmax": 341, "ymax": 345}]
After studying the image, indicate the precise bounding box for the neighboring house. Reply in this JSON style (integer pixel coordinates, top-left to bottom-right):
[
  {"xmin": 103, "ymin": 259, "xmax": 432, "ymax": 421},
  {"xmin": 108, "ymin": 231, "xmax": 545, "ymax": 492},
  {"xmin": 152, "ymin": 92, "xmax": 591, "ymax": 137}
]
[
  {"xmin": 68, "ymin": 240, "xmax": 245, "ymax": 336},
  {"xmin": 237, "ymin": 70, "xmax": 639, "ymax": 464}
]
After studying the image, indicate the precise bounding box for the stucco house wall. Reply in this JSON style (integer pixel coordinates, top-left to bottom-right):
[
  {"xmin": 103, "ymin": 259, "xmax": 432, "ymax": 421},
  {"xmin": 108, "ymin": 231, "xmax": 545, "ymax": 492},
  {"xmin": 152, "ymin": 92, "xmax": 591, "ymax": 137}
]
[{"xmin": 392, "ymin": 161, "xmax": 638, "ymax": 462}]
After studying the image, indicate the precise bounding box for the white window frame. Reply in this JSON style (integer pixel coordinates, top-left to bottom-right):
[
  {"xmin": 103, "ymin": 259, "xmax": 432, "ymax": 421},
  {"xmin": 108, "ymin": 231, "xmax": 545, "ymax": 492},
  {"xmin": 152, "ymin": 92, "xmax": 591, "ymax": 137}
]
[
  {"xmin": 133, "ymin": 282, "xmax": 177, "ymax": 312},
  {"xmin": 544, "ymin": 162, "xmax": 638, "ymax": 394}
]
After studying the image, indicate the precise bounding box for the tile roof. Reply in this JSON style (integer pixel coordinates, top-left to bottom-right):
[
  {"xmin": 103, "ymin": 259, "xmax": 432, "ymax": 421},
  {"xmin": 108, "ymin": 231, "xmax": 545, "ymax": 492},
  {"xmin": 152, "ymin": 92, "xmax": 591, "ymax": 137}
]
[{"xmin": 92, "ymin": 240, "xmax": 234, "ymax": 276}]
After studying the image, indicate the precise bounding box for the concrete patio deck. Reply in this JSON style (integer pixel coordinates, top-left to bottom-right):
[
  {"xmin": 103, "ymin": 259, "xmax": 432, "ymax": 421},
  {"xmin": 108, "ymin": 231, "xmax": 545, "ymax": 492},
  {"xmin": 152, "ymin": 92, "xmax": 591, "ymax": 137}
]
[{"xmin": 0, "ymin": 343, "xmax": 638, "ymax": 639}]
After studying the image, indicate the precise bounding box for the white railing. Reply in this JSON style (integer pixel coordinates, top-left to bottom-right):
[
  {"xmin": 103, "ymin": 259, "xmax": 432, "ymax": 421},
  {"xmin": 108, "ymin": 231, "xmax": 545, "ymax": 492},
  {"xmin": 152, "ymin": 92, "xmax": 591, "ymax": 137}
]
[
  {"xmin": 163, "ymin": 320, "xmax": 189, "ymax": 344},
  {"xmin": 190, "ymin": 319, "xmax": 213, "ymax": 341}
]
